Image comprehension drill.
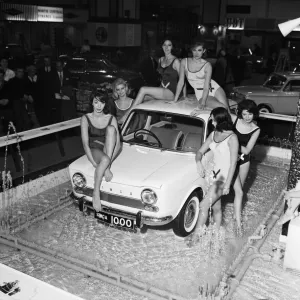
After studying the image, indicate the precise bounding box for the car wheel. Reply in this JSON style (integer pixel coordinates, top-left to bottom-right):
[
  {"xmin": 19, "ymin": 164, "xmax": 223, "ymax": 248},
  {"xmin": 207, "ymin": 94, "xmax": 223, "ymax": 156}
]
[
  {"xmin": 258, "ymin": 104, "xmax": 272, "ymax": 114},
  {"xmin": 174, "ymin": 191, "xmax": 202, "ymax": 237}
]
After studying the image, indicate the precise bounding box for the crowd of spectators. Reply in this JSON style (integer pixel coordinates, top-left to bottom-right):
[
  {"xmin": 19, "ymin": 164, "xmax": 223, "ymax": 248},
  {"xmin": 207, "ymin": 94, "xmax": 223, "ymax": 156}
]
[{"xmin": 0, "ymin": 56, "xmax": 76, "ymax": 136}]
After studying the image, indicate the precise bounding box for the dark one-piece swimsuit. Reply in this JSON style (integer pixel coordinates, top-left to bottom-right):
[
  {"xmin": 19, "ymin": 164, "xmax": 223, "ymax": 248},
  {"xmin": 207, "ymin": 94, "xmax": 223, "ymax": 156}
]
[
  {"xmin": 233, "ymin": 118, "xmax": 260, "ymax": 165},
  {"xmin": 85, "ymin": 114, "xmax": 113, "ymax": 150},
  {"xmin": 157, "ymin": 58, "xmax": 179, "ymax": 95}
]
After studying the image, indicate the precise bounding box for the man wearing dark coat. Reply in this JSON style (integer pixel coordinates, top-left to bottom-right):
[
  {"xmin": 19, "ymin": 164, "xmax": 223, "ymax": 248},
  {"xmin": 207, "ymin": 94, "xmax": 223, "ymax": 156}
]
[{"xmin": 139, "ymin": 49, "xmax": 160, "ymax": 87}]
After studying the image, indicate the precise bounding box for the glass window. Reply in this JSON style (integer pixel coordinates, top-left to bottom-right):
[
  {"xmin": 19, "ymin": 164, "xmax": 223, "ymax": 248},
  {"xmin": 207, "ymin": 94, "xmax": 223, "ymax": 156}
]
[
  {"xmin": 122, "ymin": 110, "xmax": 205, "ymax": 152},
  {"xmin": 284, "ymin": 80, "xmax": 300, "ymax": 92},
  {"xmin": 263, "ymin": 74, "xmax": 287, "ymax": 90}
]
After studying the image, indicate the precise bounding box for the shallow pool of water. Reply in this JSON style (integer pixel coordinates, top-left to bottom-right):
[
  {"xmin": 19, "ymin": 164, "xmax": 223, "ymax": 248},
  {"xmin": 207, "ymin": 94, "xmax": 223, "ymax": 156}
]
[{"xmin": 0, "ymin": 161, "xmax": 288, "ymax": 299}]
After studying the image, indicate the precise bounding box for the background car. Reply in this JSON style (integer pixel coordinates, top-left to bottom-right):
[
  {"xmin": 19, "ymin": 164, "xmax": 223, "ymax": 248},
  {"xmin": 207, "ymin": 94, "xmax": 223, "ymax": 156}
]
[
  {"xmin": 69, "ymin": 100, "xmax": 215, "ymax": 237},
  {"xmin": 60, "ymin": 54, "xmax": 145, "ymax": 97},
  {"xmin": 230, "ymin": 72, "xmax": 300, "ymax": 115},
  {"xmin": 0, "ymin": 43, "xmax": 34, "ymax": 68}
]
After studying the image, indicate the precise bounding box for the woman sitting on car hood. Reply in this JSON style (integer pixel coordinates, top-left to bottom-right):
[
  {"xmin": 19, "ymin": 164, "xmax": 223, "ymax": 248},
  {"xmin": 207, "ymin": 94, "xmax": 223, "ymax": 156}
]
[{"xmin": 81, "ymin": 91, "xmax": 121, "ymax": 212}]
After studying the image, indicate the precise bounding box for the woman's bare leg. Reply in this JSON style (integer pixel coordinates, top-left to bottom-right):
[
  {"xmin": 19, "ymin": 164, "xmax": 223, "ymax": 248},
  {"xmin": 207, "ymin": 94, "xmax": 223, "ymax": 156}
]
[
  {"xmin": 103, "ymin": 125, "xmax": 118, "ymax": 182},
  {"xmin": 233, "ymin": 174, "xmax": 243, "ymax": 228},
  {"xmin": 239, "ymin": 162, "xmax": 250, "ymax": 186},
  {"xmin": 93, "ymin": 125, "xmax": 117, "ymax": 212},
  {"xmin": 204, "ymin": 86, "xmax": 229, "ymax": 110},
  {"xmin": 195, "ymin": 181, "xmax": 225, "ymax": 230},
  {"xmin": 212, "ymin": 199, "xmax": 222, "ymax": 229},
  {"xmin": 119, "ymin": 87, "xmax": 174, "ymax": 123},
  {"xmin": 133, "ymin": 86, "xmax": 174, "ymax": 106}
]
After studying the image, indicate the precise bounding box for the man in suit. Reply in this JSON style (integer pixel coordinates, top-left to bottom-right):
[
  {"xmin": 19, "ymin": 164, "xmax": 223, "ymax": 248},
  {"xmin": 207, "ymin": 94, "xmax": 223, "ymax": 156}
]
[
  {"xmin": 53, "ymin": 60, "xmax": 76, "ymax": 122},
  {"xmin": 139, "ymin": 49, "xmax": 160, "ymax": 87},
  {"xmin": 37, "ymin": 56, "xmax": 56, "ymax": 125}
]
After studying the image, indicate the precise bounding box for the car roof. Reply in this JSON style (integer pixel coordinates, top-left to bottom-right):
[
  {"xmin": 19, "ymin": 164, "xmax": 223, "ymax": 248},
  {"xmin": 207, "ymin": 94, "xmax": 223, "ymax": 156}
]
[
  {"xmin": 274, "ymin": 72, "xmax": 300, "ymax": 79},
  {"xmin": 134, "ymin": 99, "xmax": 212, "ymax": 121}
]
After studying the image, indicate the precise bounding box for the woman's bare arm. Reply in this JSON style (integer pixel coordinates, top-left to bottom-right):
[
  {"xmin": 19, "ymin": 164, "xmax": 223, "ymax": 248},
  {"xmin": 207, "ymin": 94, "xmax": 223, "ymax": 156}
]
[
  {"xmin": 241, "ymin": 128, "xmax": 260, "ymax": 155},
  {"xmin": 200, "ymin": 62, "xmax": 213, "ymax": 108},
  {"xmin": 81, "ymin": 116, "xmax": 97, "ymax": 167},
  {"xmin": 174, "ymin": 59, "xmax": 186, "ymax": 102},
  {"xmin": 224, "ymin": 134, "xmax": 239, "ymax": 191}
]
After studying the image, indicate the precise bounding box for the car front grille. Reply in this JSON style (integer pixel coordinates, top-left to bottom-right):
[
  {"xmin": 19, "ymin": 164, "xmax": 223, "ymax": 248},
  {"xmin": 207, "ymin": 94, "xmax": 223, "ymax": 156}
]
[{"xmin": 74, "ymin": 186, "xmax": 144, "ymax": 209}]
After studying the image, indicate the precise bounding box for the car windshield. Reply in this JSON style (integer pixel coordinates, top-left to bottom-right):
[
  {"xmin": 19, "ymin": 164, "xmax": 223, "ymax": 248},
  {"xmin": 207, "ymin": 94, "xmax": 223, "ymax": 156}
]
[
  {"xmin": 121, "ymin": 109, "xmax": 205, "ymax": 153},
  {"xmin": 263, "ymin": 74, "xmax": 287, "ymax": 90}
]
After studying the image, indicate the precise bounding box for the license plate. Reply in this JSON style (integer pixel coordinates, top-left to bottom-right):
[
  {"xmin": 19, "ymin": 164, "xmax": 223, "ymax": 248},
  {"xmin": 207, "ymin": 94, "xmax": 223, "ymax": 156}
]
[{"xmin": 95, "ymin": 211, "xmax": 135, "ymax": 230}]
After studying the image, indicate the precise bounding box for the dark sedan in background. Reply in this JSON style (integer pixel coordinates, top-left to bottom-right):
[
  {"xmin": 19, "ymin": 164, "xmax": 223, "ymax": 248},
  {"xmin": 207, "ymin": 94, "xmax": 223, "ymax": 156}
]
[{"xmin": 59, "ymin": 54, "xmax": 145, "ymax": 97}]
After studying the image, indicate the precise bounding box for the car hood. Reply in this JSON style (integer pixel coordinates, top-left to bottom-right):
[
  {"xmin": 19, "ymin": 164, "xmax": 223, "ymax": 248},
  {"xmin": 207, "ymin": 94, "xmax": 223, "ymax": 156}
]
[
  {"xmin": 70, "ymin": 145, "xmax": 196, "ymax": 189},
  {"xmin": 234, "ymin": 85, "xmax": 272, "ymax": 95}
]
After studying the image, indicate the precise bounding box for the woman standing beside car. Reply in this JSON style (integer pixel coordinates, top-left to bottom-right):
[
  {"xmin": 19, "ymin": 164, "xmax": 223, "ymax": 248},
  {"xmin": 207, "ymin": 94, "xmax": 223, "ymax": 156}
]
[
  {"xmin": 232, "ymin": 100, "xmax": 260, "ymax": 234},
  {"xmin": 189, "ymin": 107, "xmax": 239, "ymax": 246}
]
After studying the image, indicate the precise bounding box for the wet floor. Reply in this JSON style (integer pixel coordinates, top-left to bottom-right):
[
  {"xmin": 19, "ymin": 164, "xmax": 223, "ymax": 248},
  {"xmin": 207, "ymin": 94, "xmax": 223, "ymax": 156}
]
[
  {"xmin": 232, "ymin": 223, "xmax": 300, "ymax": 300},
  {"xmin": 0, "ymin": 160, "xmax": 288, "ymax": 299}
]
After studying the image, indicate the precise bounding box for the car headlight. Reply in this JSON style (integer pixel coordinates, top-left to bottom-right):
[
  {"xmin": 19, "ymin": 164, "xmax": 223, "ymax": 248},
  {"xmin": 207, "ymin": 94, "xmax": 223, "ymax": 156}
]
[
  {"xmin": 141, "ymin": 189, "xmax": 157, "ymax": 205},
  {"xmin": 72, "ymin": 173, "xmax": 87, "ymax": 188}
]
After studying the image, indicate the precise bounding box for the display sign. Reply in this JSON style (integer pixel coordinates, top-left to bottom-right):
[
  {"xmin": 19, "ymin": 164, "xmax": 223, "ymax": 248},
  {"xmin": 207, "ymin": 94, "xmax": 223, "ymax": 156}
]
[
  {"xmin": 37, "ymin": 6, "xmax": 63, "ymax": 22},
  {"xmin": 226, "ymin": 18, "xmax": 245, "ymax": 30}
]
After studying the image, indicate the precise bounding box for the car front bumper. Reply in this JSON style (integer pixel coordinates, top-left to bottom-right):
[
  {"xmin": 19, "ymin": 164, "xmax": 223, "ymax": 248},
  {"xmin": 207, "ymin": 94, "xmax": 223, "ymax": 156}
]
[{"xmin": 71, "ymin": 190, "xmax": 173, "ymax": 228}]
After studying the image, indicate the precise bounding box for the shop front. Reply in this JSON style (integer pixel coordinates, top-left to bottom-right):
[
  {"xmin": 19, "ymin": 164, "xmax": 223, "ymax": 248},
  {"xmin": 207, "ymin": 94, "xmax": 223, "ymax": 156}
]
[{"xmin": 0, "ymin": 3, "xmax": 63, "ymax": 53}]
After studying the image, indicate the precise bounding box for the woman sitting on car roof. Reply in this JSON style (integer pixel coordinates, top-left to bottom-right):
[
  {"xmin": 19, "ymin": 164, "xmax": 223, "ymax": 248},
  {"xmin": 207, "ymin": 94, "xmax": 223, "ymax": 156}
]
[{"xmin": 173, "ymin": 40, "xmax": 229, "ymax": 115}]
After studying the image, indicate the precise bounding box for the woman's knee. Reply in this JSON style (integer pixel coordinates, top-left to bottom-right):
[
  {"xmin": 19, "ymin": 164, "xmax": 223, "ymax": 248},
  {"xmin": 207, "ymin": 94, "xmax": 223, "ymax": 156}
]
[
  {"xmin": 139, "ymin": 86, "xmax": 147, "ymax": 95},
  {"xmin": 235, "ymin": 186, "xmax": 243, "ymax": 200},
  {"xmin": 99, "ymin": 154, "xmax": 110, "ymax": 166}
]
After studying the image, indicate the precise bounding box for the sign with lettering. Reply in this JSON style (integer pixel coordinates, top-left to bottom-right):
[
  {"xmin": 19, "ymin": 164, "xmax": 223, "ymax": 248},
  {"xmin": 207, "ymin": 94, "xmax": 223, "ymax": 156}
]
[
  {"xmin": 37, "ymin": 6, "xmax": 63, "ymax": 22},
  {"xmin": 226, "ymin": 18, "xmax": 245, "ymax": 30}
]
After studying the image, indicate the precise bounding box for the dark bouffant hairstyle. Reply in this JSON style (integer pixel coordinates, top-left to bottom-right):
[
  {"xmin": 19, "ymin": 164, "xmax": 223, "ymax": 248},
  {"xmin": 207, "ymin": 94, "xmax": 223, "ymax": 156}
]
[
  {"xmin": 237, "ymin": 99, "xmax": 259, "ymax": 121},
  {"xmin": 90, "ymin": 91, "xmax": 110, "ymax": 114},
  {"xmin": 211, "ymin": 107, "xmax": 233, "ymax": 132},
  {"xmin": 190, "ymin": 40, "xmax": 206, "ymax": 51},
  {"xmin": 161, "ymin": 37, "xmax": 176, "ymax": 55}
]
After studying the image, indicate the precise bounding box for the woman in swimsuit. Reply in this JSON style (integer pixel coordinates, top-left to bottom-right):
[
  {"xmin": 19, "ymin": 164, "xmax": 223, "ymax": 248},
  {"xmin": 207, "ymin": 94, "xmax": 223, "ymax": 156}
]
[
  {"xmin": 191, "ymin": 107, "xmax": 239, "ymax": 242},
  {"xmin": 232, "ymin": 100, "xmax": 260, "ymax": 232},
  {"xmin": 118, "ymin": 38, "xmax": 182, "ymax": 124},
  {"xmin": 174, "ymin": 41, "xmax": 229, "ymax": 115},
  {"xmin": 112, "ymin": 78, "xmax": 134, "ymax": 124},
  {"xmin": 81, "ymin": 91, "xmax": 121, "ymax": 212}
]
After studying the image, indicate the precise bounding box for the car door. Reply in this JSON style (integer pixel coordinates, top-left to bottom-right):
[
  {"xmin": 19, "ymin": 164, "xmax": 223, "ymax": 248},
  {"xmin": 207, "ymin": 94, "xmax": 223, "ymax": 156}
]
[{"xmin": 277, "ymin": 80, "xmax": 300, "ymax": 115}]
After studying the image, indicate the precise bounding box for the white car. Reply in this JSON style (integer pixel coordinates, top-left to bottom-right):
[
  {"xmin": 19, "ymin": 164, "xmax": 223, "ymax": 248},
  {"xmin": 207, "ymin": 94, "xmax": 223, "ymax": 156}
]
[{"xmin": 69, "ymin": 100, "xmax": 215, "ymax": 236}]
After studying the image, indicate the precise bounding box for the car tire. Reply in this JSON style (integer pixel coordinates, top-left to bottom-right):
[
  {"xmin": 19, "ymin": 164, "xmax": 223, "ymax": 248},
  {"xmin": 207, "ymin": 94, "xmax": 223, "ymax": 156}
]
[
  {"xmin": 258, "ymin": 104, "xmax": 272, "ymax": 114},
  {"xmin": 174, "ymin": 191, "xmax": 202, "ymax": 237}
]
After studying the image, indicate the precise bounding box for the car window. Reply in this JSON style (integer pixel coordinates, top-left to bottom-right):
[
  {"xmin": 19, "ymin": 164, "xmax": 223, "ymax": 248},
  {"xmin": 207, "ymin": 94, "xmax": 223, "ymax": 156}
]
[
  {"xmin": 263, "ymin": 74, "xmax": 287, "ymax": 90},
  {"xmin": 67, "ymin": 59, "xmax": 85, "ymax": 72},
  {"xmin": 284, "ymin": 80, "xmax": 300, "ymax": 92},
  {"xmin": 86, "ymin": 60, "xmax": 109, "ymax": 72},
  {"xmin": 122, "ymin": 110, "xmax": 205, "ymax": 152}
]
